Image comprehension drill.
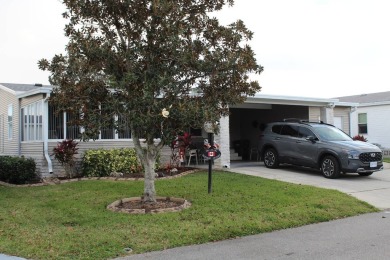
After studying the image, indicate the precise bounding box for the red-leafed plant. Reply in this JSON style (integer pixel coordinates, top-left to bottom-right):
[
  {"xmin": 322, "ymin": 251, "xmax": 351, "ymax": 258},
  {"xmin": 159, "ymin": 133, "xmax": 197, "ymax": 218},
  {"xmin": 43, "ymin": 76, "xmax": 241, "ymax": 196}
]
[
  {"xmin": 170, "ymin": 132, "xmax": 192, "ymax": 167},
  {"xmin": 352, "ymin": 135, "xmax": 367, "ymax": 142},
  {"xmin": 53, "ymin": 139, "xmax": 79, "ymax": 178}
]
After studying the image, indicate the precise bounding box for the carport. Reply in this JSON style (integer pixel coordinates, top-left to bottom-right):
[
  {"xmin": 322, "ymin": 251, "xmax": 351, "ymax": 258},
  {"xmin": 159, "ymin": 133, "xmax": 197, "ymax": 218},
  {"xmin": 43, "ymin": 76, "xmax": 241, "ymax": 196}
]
[{"xmin": 225, "ymin": 94, "xmax": 351, "ymax": 163}]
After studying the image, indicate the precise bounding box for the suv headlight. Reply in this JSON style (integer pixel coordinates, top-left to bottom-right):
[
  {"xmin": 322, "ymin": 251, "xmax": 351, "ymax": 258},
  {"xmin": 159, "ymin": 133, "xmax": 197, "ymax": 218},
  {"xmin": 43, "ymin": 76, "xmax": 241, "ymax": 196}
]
[{"xmin": 346, "ymin": 150, "xmax": 360, "ymax": 159}]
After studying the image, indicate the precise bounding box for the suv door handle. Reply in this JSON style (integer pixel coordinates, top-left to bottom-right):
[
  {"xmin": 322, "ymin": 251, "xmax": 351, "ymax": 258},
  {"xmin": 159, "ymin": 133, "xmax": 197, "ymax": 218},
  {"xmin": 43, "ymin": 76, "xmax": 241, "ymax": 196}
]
[
  {"xmin": 296, "ymin": 141, "xmax": 302, "ymax": 143},
  {"xmin": 275, "ymin": 137, "xmax": 281, "ymax": 140}
]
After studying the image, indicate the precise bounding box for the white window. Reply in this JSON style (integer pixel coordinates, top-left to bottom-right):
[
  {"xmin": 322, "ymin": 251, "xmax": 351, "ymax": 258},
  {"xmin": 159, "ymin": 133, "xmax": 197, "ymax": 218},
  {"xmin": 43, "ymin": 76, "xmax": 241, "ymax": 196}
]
[
  {"xmin": 21, "ymin": 101, "xmax": 43, "ymax": 141},
  {"xmin": 358, "ymin": 113, "xmax": 368, "ymax": 134},
  {"xmin": 7, "ymin": 104, "xmax": 13, "ymax": 140}
]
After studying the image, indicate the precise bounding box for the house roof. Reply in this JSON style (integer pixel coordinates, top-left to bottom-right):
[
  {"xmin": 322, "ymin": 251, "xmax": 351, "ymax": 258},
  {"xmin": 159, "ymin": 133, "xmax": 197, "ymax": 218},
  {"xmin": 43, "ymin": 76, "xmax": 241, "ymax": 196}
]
[
  {"xmin": 0, "ymin": 83, "xmax": 53, "ymax": 98},
  {"xmin": 0, "ymin": 83, "xmax": 51, "ymax": 93},
  {"xmin": 336, "ymin": 91, "xmax": 390, "ymax": 104}
]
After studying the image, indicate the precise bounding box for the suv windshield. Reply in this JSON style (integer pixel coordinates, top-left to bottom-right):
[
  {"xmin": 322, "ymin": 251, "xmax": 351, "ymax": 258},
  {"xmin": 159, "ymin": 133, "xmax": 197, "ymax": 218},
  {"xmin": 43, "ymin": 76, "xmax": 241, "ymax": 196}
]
[{"xmin": 312, "ymin": 125, "xmax": 352, "ymax": 141}]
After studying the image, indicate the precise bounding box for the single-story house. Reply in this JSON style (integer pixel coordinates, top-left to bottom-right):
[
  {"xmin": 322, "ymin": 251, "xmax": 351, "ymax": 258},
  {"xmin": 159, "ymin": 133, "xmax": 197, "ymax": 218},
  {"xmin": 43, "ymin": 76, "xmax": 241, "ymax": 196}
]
[
  {"xmin": 0, "ymin": 83, "xmax": 357, "ymax": 177},
  {"xmin": 337, "ymin": 91, "xmax": 390, "ymax": 149}
]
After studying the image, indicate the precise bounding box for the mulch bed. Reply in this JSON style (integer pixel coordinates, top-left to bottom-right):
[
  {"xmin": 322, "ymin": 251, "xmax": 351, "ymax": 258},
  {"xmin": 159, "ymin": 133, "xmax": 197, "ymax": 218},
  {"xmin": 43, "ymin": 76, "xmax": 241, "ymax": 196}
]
[
  {"xmin": 107, "ymin": 196, "xmax": 192, "ymax": 214},
  {"xmin": 0, "ymin": 167, "xmax": 199, "ymax": 187}
]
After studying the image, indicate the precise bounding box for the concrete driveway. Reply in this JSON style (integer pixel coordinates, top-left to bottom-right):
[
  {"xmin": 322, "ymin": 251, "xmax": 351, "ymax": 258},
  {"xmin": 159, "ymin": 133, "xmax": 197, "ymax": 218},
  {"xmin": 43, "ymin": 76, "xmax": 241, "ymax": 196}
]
[{"xmin": 228, "ymin": 161, "xmax": 390, "ymax": 210}]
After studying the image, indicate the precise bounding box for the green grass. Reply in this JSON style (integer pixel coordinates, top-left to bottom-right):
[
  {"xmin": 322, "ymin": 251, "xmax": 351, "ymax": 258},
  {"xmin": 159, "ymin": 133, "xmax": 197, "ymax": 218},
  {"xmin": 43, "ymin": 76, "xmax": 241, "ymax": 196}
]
[
  {"xmin": 383, "ymin": 158, "xmax": 390, "ymax": 163},
  {"xmin": 0, "ymin": 171, "xmax": 378, "ymax": 260}
]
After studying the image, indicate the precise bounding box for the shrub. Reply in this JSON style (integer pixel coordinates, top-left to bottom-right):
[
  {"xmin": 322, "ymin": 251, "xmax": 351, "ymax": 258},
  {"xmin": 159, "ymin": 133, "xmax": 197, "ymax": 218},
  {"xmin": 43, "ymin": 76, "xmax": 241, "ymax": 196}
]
[
  {"xmin": 352, "ymin": 135, "xmax": 367, "ymax": 142},
  {"xmin": 53, "ymin": 139, "xmax": 79, "ymax": 165},
  {"xmin": 82, "ymin": 148, "xmax": 157, "ymax": 177},
  {"xmin": 0, "ymin": 156, "xmax": 38, "ymax": 184},
  {"xmin": 52, "ymin": 139, "xmax": 79, "ymax": 178}
]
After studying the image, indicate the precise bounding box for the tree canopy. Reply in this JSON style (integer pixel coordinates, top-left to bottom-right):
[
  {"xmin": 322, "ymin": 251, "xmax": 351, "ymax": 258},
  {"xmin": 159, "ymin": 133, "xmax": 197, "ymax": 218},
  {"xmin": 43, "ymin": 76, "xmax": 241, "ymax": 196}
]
[{"xmin": 39, "ymin": 0, "xmax": 263, "ymax": 202}]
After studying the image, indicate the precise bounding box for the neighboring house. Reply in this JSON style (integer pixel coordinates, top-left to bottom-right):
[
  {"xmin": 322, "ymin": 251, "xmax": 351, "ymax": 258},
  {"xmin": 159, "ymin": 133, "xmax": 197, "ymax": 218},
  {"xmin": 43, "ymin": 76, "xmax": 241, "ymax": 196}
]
[
  {"xmin": 0, "ymin": 83, "xmax": 356, "ymax": 177},
  {"xmin": 337, "ymin": 91, "xmax": 390, "ymax": 149}
]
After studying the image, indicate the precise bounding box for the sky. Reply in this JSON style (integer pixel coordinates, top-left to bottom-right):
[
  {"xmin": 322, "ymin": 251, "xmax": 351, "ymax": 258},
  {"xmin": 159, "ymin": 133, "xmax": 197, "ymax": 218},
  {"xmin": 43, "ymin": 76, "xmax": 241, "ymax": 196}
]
[{"xmin": 1, "ymin": 0, "xmax": 390, "ymax": 99}]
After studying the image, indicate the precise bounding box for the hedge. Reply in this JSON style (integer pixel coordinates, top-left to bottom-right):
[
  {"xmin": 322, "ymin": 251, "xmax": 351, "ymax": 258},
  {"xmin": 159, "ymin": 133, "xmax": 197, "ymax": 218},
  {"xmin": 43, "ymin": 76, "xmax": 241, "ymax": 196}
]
[
  {"xmin": 0, "ymin": 156, "xmax": 38, "ymax": 184},
  {"xmin": 82, "ymin": 148, "xmax": 160, "ymax": 177}
]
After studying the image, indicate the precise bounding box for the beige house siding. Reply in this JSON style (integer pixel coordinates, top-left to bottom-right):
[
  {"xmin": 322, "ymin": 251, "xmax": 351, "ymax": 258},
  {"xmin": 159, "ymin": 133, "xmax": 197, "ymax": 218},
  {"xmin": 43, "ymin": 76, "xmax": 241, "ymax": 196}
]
[
  {"xmin": 0, "ymin": 88, "xmax": 20, "ymax": 155},
  {"xmin": 0, "ymin": 114, "xmax": 4, "ymax": 154},
  {"xmin": 20, "ymin": 94, "xmax": 45, "ymax": 107},
  {"xmin": 36, "ymin": 140, "xmax": 172, "ymax": 177},
  {"xmin": 333, "ymin": 107, "xmax": 350, "ymax": 134},
  {"xmin": 308, "ymin": 106, "xmax": 321, "ymax": 122},
  {"xmin": 20, "ymin": 142, "xmax": 46, "ymax": 177},
  {"xmin": 21, "ymin": 142, "xmax": 44, "ymax": 156}
]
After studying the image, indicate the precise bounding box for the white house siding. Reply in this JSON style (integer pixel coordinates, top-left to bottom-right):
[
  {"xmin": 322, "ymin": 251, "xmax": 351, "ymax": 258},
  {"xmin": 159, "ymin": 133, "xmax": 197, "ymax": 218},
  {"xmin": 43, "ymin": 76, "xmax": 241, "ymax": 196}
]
[
  {"xmin": 214, "ymin": 116, "xmax": 230, "ymax": 168},
  {"xmin": 0, "ymin": 88, "xmax": 19, "ymax": 156},
  {"xmin": 351, "ymin": 104, "xmax": 390, "ymax": 148}
]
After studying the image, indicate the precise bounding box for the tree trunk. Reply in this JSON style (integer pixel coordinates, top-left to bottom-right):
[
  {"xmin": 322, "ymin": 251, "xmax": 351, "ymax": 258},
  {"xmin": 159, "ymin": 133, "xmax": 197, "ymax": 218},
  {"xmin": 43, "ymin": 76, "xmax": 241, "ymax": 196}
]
[
  {"xmin": 132, "ymin": 134, "xmax": 162, "ymax": 203},
  {"xmin": 143, "ymin": 155, "xmax": 157, "ymax": 203}
]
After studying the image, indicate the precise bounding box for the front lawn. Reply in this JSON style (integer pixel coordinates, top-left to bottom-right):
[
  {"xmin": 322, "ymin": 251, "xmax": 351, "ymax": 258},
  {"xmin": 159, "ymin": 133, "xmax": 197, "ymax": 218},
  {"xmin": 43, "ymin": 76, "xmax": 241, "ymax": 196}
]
[{"xmin": 0, "ymin": 171, "xmax": 378, "ymax": 260}]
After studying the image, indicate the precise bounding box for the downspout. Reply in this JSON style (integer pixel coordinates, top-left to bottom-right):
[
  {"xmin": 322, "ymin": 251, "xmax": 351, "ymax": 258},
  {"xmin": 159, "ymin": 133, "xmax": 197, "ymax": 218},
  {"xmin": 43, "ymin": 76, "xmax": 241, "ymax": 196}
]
[
  {"xmin": 43, "ymin": 93, "xmax": 53, "ymax": 174},
  {"xmin": 349, "ymin": 106, "xmax": 357, "ymax": 136}
]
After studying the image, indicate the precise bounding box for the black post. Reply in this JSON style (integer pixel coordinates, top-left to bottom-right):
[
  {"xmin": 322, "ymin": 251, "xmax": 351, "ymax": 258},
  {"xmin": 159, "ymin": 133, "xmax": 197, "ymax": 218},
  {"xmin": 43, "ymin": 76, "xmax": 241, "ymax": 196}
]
[{"xmin": 208, "ymin": 132, "xmax": 213, "ymax": 193}]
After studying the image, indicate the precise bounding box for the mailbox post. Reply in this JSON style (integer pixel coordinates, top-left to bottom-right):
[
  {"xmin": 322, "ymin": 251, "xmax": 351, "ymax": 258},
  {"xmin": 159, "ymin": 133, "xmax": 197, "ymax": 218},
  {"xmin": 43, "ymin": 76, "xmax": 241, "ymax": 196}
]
[
  {"xmin": 207, "ymin": 132, "xmax": 213, "ymax": 193},
  {"xmin": 203, "ymin": 122, "xmax": 221, "ymax": 194}
]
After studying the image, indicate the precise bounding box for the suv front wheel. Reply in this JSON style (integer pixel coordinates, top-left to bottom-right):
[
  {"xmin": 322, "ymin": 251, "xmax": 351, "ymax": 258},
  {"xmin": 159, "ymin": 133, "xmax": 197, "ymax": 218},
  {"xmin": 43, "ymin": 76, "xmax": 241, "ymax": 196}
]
[
  {"xmin": 321, "ymin": 156, "xmax": 340, "ymax": 179},
  {"xmin": 263, "ymin": 148, "xmax": 279, "ymax": 169}
]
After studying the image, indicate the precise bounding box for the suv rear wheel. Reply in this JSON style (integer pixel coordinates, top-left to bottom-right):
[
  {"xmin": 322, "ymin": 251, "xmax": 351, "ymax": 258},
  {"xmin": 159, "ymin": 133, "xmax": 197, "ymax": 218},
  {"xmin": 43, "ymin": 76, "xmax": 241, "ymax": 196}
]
[
  {"xmin": 263, "ymin": 148, "xmax": 279, "ymax": 168},
  {"xmin": 321, "ymin": 156, "xmax": 340, "ymax": 179}
]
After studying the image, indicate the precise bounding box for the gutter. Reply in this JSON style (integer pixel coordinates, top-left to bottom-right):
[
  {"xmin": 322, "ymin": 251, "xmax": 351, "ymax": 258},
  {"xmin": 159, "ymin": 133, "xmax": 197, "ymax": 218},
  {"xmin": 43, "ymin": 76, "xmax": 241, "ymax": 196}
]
[{"xmin": 43, "ymin": 93, "xmax": 53, "ymax": 174}]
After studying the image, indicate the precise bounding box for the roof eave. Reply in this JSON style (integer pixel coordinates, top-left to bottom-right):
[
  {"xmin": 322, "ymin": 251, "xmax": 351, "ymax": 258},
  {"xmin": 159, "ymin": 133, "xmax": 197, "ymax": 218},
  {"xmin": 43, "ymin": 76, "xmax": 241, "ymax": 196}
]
[
  {"xmin": 16, "ymin": 87, "xmax": 53, "ymax": 99},
  {"xmin": 334, "ymin": 101, "xmax": 359, "ymax": 107},
  {"xmin": 245, "ymin": 94, "xmax": 340, "ymax": 107},
  {"xmin": 0, "ymin": 84, "xmax": 17, "ymax": 95},
  {"xmin": 357, "ymin": 101, "xmax": 390, "ymax": 107}
]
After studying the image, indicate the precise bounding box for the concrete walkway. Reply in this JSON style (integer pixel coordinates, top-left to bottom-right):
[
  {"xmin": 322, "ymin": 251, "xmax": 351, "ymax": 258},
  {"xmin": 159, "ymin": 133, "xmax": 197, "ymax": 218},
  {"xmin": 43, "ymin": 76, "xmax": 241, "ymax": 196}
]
[
  {"xmin": 117, "ymin": 210, "xmax": 390, "ymax": 260},
  {"xmin": 0, "ymin": 255, "xmax": 25, "ymax": 260}
]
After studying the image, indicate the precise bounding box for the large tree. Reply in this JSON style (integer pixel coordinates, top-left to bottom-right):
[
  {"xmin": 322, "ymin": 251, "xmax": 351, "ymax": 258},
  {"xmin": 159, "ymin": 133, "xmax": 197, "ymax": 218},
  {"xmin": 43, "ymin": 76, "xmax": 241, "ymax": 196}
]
[{"xmin": 39, "ymin": 0, "xmax": 263, "ymax": 203}]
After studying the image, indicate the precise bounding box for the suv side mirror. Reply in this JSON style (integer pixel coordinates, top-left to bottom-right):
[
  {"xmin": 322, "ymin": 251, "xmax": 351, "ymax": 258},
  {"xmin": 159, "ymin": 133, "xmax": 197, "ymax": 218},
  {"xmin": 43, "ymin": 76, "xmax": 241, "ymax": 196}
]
[{"xmin": 306, "ymin": 136, "xmax": 317, "ymax": 142}]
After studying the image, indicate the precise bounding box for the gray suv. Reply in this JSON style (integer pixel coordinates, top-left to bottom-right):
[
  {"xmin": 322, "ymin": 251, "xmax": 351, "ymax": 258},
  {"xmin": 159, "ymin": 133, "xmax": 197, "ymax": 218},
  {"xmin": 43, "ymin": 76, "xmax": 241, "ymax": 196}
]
[{"xmin": 258, "ymin": 120, "xmax": 383, "ymax": 178}]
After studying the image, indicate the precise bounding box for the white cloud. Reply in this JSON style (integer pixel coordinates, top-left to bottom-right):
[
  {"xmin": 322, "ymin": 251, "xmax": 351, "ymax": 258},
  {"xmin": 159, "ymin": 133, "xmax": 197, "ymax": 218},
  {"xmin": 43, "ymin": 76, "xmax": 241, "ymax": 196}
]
[
  {"xmin": 1, "ymin": 0, "xmax": 389, "ymax": 98},
  {"xmin": 215, "ymin": 0, "xmax": 390, "ymax": 97},
  {"xmin": 0, "ymin": 0, "xmax": 67, "ymax": 85}
]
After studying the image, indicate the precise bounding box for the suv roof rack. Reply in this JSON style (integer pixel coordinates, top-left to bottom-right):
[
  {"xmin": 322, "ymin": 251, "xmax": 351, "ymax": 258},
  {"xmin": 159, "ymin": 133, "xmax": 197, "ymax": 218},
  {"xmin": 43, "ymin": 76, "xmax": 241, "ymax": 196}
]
[
  {"xmin": 282, "ymin": 118, "xmax": 331, "ymax": 125},
  {"xmin": 283, "ymin": 118, "xmax": 309, "ymax": 123}
]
